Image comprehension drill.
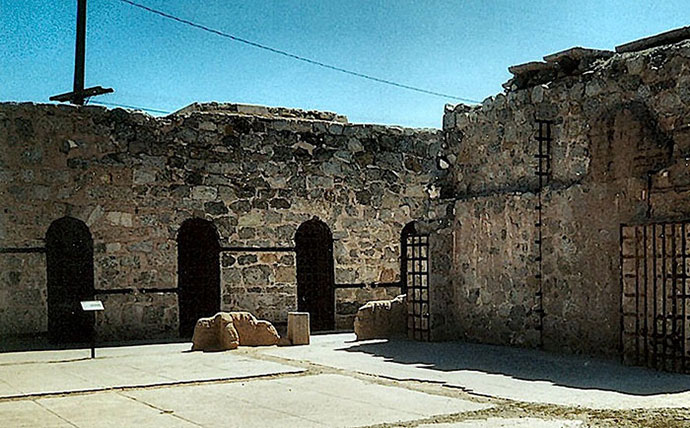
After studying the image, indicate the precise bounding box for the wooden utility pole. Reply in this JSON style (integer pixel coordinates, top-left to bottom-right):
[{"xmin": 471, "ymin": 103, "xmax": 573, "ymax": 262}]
[{"xmin": 50, "ymin": 0, "xmax": 113, "ymax": 104}]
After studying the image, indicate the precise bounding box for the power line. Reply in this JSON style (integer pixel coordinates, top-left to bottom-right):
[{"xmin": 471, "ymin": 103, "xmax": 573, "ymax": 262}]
[{"xmin": 116, "ymin": 0, "xmax": 481, "ymax": 104}]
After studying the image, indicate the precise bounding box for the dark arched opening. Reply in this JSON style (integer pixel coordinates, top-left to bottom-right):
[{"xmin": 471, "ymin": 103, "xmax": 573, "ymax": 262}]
[
  {"xmin": 178, "ymin": 218, "xmax": 221, "ymax": 337},
  {"xmin": 295, "ymin": 217, "xmax": 335, "ymax": 331},
  {"xmin": 46, "ymin": 216, "xmax": 95, "ymax": 344}
]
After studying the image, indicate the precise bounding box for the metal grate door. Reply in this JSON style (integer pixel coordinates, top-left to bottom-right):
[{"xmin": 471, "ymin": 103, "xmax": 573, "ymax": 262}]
[
  {"xmin": 621, "ymin": 222, "xmax": 690, "ymax": 373},
  {"xmin": 406, "ymin": 233, "xmax": 430, "ymax": 341}
]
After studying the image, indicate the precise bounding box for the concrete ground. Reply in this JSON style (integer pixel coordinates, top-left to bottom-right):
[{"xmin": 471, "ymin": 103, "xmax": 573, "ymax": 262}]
[
  {"xmin": 0, "ymin": 334, "xmax": 688, "ymax": 427},
  {"xmin": 262, "ymin": 334, "xmax": 690, "ymax": 409}
]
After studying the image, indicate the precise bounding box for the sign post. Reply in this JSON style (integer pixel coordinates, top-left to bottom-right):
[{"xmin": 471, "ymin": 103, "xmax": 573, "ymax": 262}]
[{"xmin": 80, "ymin": 300, "xmax": 104, "ymax": 358}]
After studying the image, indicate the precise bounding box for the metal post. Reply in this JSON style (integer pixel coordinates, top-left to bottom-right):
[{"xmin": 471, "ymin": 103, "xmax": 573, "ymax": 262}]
[
  {"xmin": 670, "ymin": 223, "xmax": 680, "ymax": 371},
  {"xmin": 534, "ymin": 119, "xmax": 551, "ymax": 349},
  {"xmin": 50, "ymin": 0, "xmax": 112, "ymax": 104},
  {"xmin": 634, "ymin": 226, "xmax": 640, "ymax": 362},
  {"xmin": 643, "ymin": 225, "xmax": 649, "ymax": 366},
  {"xmin": 662, "ymin": 224, "xmax": 668, "ymax": 370},
  {"xmin": 679, "ymin": 223, "xmax": 688, "ymax": 373},
  {"xmin": 73, "ymin": 0, "xmax": 87, "ymax": 105},
  {"xmin": 90, "ymin": 312, "xmax": 96, "ymax": 358}
]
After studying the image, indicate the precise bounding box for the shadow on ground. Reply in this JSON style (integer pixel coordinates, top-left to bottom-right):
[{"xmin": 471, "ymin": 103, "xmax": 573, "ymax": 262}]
[
  {"xmin": 0, "ymin": 334, "xmax": 190, "ymax": 353},
  {"xmin": 341, "ymin": 338, "xmax": 690, "ymax": 395}
]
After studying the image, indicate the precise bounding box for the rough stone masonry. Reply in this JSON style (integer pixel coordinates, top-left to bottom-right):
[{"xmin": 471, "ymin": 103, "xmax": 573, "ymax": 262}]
[
  {"xmin": 0, "ymin": 101, "xmax": 442, "ymax": 340},
  {"xmin": 433, "ymin": 27, "xmax": 690, "ymax": 366},
  {"xmin": 2, "ymin": 27, "xmax": 690, "ymax": 370}
]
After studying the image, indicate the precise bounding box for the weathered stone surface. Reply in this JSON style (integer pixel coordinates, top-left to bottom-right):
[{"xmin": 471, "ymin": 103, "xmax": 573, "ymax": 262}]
[
  {"xmin": 191, "ymin": 312, "xmax": 239, "ymax": 351},
  {"xmin": 287, "ymin": 312, "xmax": 310, "ymax": 345},
  {"xmin": 335, "ymin": 286, "xmax": 400, "ymax": 330},
  {"xmin": 354, "ymin": 294, "xmax": 406, "ymax": 340},
  {"xmin": 0, "ymin": 253, "xmax": 47, "ymax": 335},
  {"xmin": 228, "ymin": 312, "xmax": 280, "ymax": 346},
  {"xmin": 174, "ymin": 102, "xmax": 349, "ymax": 123},
  {"xmin": 95, "ymin": 292, "xmax": 178, "ymax": 340},
  {"xmin": 543, "ymin": 47, "xmax": 614, "ymax": 63},
  {"xmin": 616, "ymin": 26, "xmax": 690, "ymax": 53},
  {"xmin": 191, "ymin": 311, "xmax": 279, "ymax": 350}
]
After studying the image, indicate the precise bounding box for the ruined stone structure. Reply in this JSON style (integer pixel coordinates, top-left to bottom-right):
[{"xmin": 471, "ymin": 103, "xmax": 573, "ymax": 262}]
[
  {"xmin": 2, "ymin": 28, "xmax": 690, "ymax": 371},
  {"xmin": 0, "ymin": 101, "xmax": 441, "ymax": 340},
  {"xmin": 430, "ymin": 28, "xmax": 690, "ymax": 372}
]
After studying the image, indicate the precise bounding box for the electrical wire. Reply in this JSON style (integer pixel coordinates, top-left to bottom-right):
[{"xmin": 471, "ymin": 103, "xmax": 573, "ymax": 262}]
[{"xmin": 116, "ymin": 0, "xmax": 481, "ymax": 103}]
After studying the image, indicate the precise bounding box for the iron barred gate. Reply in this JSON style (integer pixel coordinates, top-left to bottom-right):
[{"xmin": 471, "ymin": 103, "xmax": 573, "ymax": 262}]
[
  {"xmin": 405, "ymin": 231, "xmax": 430, "ymax": 341},
  {"xmin": 620, "ymin": 222, "xmax": 690, "ymax": 373}
]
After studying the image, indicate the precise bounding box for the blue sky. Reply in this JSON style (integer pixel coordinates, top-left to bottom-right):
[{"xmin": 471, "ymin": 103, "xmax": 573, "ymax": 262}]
[{"xmin": 2, "ymin": 1, "xmax": 690, "ymax": 127}]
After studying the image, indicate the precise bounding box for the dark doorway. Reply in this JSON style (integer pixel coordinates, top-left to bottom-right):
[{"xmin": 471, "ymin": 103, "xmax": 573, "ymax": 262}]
[
  {"xmin": 295, "ymin": 218, "xmax": 335, "ymax": 331},
  {"xmin": 178, "ymin": 218, "xmax": 221, "ymax": 337},
  {"xmin": 400, "ymin": 222, "xmax": 418, "ymax": 295},
  {"xmin": 46, "ymin": 216, "xmax": 95, "ymax": 344}
]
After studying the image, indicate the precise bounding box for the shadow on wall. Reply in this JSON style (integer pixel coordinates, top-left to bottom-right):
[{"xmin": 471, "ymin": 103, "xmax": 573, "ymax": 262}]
[{"xmin": 340, "ymin": 339, "xmax": 690, "ymax": 396}]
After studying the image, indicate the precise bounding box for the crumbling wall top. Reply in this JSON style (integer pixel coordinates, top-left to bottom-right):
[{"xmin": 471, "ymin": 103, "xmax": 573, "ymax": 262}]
[
  {"xmin": 616, "ymin": 26, "xmax": 690, "ymax": 53},
  {"xmin": 173, "ymin": 102, "xmax": 348, "ymax": 123},
  {"xmin": 502, "ymin": 26, "xmax": 690, "ymax": 91},
  {"xmin": 504, "ymin": 47, "xmax": 614, "ymax": 91}
]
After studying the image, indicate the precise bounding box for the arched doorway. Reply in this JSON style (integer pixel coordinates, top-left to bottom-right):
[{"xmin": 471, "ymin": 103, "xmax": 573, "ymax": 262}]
[
  {"xmin": 178, "ymin": 218, "xmax": 221, "ymax": 337},
  {"xmin": 46, "ymin": 216, "xmax": 94, "ymax": 344},
  {"xmin": 295, "ymin": 218, "xmax": 335, "ymax": 331}
]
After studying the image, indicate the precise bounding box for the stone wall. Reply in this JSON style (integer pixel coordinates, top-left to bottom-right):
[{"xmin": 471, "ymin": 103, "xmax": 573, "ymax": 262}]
[
  {"xmin": 0, "ymin": 253, "xmax": 47, "ymax": 336},
  {"xmin": 439, "ymin": 37, "xmax": 690, "ymax": 356},
  {"xmin": 221, "ymin": 251, "xmax": 296, "ymax": 324},
  {"xmin": 447, "ymin": 193, "xmax": 540, "ymax": 347},
  {"xmin": 0, "ymin": 102, "xmax": 443, "ymax": 340}
]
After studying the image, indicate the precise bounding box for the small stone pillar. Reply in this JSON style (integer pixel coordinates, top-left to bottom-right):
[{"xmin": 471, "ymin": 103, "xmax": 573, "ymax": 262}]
[{"xmin": 287, "ymin": 312, "xmax": 310, "ymax": 345}]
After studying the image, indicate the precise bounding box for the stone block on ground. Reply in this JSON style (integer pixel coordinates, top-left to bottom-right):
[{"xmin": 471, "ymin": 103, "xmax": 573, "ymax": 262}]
[
  {"xmin": 229, "ymin": 311, "xmax": 280, "ymax": 346},
  {"xmin": 287, "ymin": 312, "xmax": 310, "ymax": 345},
  {"xmin": 191, "ymin": 312, "xmax": 240, "ymax": 351},
  {"xmin": 354, "ymin": 294, "xmax": 407, "ymax": 341},
  {"xmin": 191, "ymin": 311, "xmax": 279, "ymax": 351}
]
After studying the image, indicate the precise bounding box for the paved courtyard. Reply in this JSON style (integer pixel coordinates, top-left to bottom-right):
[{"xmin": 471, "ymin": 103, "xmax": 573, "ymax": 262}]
[{"xmin": 0, "ymin": 333, "xmax": 689, "ymax": 427}]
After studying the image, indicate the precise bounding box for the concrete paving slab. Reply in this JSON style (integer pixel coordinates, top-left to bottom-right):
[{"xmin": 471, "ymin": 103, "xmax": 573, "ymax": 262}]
[
  {"xmin": 419, "ymin": 418, "xmax": 583, "ymax": 428},
  {"xmin": 125, "ymin": 373, "xmax": 490, "ymax": 427},
  {"xmin": 268, "ymin": 373, "xmax": 490, "ymax": 418},
  {"xmin": 122, "ymin": 383, "xmax": 329, "ymax": 428},
  {"xmin": 0, "ymin": 344, "xmax": 303, "ymax": 398},
  {"xmin": 0, "ymin": 377, "xmax": 22, "ymax": 396},
  {"xmin": 37, "ymin": 391, "xmax": 196, "ymax": 427},
  {"xmin": 261, "ymin": 333, "xmax": 690, "ymax": 410},
  {"xmin": 0, "ymin": 400, "xmax": 72, "ymax": 428},
  {"xmin": 3, "ymin": 363, "xmax": 100, "ymax": 395}
]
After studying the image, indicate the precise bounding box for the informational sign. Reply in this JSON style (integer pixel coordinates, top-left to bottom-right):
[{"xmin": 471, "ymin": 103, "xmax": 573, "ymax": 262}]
[
  {"xmin": 80, "ymin": 300, "xmax": 104, "ymax": 311},
  {"xmin": 80, "ymin": 300, "xmax": 104, "ymax": 359}
]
